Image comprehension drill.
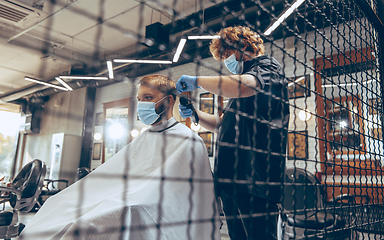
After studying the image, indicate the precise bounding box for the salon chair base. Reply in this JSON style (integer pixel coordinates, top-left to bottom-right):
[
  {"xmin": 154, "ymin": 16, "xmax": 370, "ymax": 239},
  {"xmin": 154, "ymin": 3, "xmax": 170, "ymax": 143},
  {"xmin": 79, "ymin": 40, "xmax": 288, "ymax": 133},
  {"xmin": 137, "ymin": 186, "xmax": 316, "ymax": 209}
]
[{"xmin": 0, "ymin": 223, "xmax": 23, "ymax": 239}]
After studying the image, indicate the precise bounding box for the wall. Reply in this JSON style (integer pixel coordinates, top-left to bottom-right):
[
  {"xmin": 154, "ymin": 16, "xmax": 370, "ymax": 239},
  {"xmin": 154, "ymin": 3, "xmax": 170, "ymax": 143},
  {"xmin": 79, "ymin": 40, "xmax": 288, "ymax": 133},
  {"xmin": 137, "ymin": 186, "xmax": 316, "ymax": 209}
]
[{"xmin": 20, "ymin": 87, "xmax": 87, "ymax": 173}]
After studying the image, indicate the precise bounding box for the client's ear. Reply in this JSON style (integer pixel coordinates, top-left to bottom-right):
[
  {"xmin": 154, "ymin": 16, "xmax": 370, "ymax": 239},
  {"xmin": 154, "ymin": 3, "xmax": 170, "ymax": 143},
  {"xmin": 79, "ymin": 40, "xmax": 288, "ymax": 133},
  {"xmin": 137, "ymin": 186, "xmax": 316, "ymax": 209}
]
[{"xmin": 165, "ymin": 95, "xmax": 175, "ymax": 107}]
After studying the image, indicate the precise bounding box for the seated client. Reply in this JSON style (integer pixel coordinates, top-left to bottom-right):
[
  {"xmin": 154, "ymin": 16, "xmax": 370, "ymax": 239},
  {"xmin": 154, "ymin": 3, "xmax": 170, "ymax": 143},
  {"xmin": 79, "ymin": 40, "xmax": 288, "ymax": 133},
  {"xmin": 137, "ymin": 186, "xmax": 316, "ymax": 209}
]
[{"xmin": 20, "ymin": 74, "xmax": 221, "ymax": 240}]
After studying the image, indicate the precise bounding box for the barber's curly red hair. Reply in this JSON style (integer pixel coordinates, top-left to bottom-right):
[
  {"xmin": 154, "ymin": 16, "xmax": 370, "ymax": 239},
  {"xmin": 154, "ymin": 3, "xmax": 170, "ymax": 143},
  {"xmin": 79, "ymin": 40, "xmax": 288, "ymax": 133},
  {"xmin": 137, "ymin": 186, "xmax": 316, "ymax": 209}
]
[{"xmin": 209, "ymin": 26, "xmax": 265, "ymax": 60}]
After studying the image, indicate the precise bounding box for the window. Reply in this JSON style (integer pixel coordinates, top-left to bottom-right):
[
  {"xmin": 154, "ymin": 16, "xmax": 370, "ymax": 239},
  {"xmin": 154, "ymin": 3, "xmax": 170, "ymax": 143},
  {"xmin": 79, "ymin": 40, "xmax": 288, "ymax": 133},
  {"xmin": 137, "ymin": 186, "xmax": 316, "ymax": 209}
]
[
  {"xmin": 0, "ymin": 111, "xmax": 22, "ymax": 181},
  {"xmin": 102, "ymin": 98, "xmax": 130, "ymax": 163}
]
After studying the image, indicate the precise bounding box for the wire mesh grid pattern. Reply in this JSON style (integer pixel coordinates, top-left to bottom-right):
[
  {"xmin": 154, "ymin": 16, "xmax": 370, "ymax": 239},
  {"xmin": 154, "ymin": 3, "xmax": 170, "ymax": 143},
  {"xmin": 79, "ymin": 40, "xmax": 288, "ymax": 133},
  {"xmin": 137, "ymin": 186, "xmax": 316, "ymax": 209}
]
[{"xmin": 3, "ymin": 0, "xmax": 382, "ymax": 239}]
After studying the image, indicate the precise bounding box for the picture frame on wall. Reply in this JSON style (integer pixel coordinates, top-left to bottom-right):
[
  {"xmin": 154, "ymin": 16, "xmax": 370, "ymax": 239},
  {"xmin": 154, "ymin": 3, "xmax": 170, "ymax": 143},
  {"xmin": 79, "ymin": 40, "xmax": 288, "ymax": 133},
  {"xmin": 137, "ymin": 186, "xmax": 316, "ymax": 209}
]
[
  {"xmin": 200, "ymin": 93, "xmax": 215, "ymax": 114},
  {"xmin": 198, "ymin": 132, "xmax": 214, "ymax": 157},
  {"xmin": 287, "ymin": 131, "xmax": 308, "ymax": 160},
  {"xmin": 93, "ymin": 143, "xmax": 102, "ymax": 160},
  {"xmin": 288, "ymin": 75, "xmax": 311, "ymax": 99}
]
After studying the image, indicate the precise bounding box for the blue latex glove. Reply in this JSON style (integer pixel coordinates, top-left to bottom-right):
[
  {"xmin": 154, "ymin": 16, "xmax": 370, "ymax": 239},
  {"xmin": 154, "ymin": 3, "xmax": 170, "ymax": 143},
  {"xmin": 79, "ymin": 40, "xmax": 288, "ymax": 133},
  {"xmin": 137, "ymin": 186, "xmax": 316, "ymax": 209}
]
[
  {"xmin": 176, "ymin": 75, "xmax": 199, "ymax": 94},
  {"xmin": 179, "ymin": 104, "xmax": 193, "ymax": 118}
]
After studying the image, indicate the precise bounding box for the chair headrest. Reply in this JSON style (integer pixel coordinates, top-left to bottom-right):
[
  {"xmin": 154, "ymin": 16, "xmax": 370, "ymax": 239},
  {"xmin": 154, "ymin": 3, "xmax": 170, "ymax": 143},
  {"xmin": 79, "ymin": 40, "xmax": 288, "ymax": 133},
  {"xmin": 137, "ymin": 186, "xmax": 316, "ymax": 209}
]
[
  {"xmin": 283, "ymin": 168, "xmax": 323, "ymax": 211},
  {"xmin": 10, "ymin": 159, "xmax": 47, "ymax": 211}
]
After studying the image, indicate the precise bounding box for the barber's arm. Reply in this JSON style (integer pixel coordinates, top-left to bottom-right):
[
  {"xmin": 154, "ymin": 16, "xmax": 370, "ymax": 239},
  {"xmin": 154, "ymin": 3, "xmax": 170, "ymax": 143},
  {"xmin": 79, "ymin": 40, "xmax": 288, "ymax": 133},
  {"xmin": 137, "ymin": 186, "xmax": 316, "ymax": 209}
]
[
  {"xmin": 179, "ymin": 104, "xmax": 221, "ymax": 132},
  {"xmin": 176, "ymin": 74, "xmax": 256, "ymax": 132},
  {"xmin": 195, "ymin": 110, "xmax": 222, "ymax": 133},
  {"xmin": 197, "ymin": 75, "xmax": 260, "ymax": 98},
  {"xmin": 176, "ymin": 75, "xmax": 260, "ymax": 98}
]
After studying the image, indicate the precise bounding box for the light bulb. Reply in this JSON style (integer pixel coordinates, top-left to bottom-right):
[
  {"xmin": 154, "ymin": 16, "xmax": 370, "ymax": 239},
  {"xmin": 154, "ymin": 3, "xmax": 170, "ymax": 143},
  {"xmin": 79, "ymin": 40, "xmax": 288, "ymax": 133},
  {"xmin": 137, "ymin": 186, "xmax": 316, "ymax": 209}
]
[{"xmin": 94, "ymin": 132, "xmax": 102, "ymax": 141}]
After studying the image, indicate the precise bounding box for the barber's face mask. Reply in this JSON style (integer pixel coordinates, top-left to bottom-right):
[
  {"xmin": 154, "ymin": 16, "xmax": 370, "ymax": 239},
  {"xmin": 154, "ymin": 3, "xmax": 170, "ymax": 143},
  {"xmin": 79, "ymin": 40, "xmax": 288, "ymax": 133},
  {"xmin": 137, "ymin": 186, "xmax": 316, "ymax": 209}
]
[
  {"xmin": 224, "ymin": 53, "xmax": 244, "ymax": 74},
  {"xmin": 137, "ymin": 96, "xmax": 167, "ymax": 125}
]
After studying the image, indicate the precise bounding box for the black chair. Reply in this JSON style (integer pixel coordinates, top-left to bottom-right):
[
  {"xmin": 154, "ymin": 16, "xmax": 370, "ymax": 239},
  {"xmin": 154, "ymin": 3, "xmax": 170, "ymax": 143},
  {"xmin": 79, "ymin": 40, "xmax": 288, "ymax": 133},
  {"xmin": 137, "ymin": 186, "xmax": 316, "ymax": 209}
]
[
  {"xmin": 74, "ymin": 167, "xmax": 91, "ymax": 182},
  {"xmin": 35, "ymin": 179, "xmax": 69, "ymax": 210},
  {"xmin": 279, "ymin": 168, "xmax": 356, "ymax": 240},
  {"xmin": 0, "ymin": 159, "xmax": 46, "ymax": 239}
]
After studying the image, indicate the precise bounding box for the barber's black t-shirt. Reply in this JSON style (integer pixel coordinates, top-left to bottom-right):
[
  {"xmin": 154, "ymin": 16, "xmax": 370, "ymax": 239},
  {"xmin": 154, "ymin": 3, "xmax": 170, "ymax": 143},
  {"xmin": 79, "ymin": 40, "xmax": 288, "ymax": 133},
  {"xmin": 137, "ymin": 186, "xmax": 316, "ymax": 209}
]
[{"xmin": 214, "ymin": 55, "xmax": 289, "ymax": 202}]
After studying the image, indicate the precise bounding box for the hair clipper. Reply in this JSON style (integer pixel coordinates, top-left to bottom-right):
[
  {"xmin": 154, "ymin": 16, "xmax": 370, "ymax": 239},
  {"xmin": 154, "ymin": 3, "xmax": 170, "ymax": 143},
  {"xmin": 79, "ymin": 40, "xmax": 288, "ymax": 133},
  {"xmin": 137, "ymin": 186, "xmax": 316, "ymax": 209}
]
[{"xmin": 179, "ymin": 95, "xmax": 199, "ymax": 124}]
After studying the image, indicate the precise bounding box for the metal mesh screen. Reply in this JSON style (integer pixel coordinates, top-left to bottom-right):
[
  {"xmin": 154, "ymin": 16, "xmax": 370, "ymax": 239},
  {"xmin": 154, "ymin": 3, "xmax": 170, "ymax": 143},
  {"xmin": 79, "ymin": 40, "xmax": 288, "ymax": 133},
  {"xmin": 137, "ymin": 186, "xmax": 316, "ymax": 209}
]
[{"xmin": 6, "ymin": 0, "xmax": 383, "ymax": 239}]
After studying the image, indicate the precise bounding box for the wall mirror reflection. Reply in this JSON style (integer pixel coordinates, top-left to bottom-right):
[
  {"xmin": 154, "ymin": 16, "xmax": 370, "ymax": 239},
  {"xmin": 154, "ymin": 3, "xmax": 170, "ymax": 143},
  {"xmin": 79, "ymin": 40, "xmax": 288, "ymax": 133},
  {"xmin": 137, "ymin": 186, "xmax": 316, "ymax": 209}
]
[{"xmin": 102, "ymin": 98, "xmax": 130, "ymax": 163}]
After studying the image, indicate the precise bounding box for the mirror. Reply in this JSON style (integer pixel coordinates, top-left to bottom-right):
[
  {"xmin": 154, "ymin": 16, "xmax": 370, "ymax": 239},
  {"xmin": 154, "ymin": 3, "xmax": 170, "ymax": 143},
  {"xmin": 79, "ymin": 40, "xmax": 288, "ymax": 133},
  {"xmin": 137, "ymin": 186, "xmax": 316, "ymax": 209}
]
[{"xmin": 102, "ymin": 98, "xmax": 130, "ymax": 163}]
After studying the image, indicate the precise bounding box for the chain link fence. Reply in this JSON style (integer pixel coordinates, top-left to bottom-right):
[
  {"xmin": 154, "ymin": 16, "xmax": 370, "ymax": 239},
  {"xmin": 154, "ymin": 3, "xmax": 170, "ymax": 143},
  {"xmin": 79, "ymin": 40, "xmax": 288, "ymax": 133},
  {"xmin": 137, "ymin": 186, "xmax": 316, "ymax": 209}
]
[{"xmin": 6, "ymin": 0, "xmax": 384, "ymax": 239}]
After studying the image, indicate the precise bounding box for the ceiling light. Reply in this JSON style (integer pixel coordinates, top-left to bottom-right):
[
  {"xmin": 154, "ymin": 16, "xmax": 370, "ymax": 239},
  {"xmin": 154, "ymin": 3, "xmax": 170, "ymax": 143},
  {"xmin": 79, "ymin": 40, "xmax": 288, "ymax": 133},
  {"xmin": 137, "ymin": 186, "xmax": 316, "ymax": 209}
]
[
  {"xmin": 173, "ymin": 38, "xmax": 187, "ymax": 62},
  {"xmin": 188, "ymin": 35, "xmax": 220, "ymax": 40},
  {"xmin": 113, "ymin": 59, "xmax": 172, "ymax": 64},
  {"xmin": 264, "ymin": 0, "xmax": 305, "ymax": 36},
  {"xmin": 94, "ymin": 132, "xmax": 102, "ymax": 141},
  {"xmin": 59, "ymin": 76, "xmax": 109, "ymax": 80},
  {"xmin": 299, "ymin": 110, "xmax": 311, "ymax": 121},
  {"xmin": 24, "ymin": 77, "xmax": 68, "ymax": 91},
  {"xmin": 55, "ymin": 77, "xmax": 73, "ymax": 91},
  {"xmin": 107, "ymin": 61, "xmax": 114, "ymax": 79}
]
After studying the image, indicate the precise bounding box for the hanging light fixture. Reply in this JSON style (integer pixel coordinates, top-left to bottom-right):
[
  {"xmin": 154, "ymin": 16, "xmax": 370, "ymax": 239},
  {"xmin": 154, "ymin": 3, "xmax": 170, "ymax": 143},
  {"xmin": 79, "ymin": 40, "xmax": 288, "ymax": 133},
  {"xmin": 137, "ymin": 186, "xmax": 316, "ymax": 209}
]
[
  {"xmin": 55, "ymin": 77, "xmax": 73, "ymax": 91},
  {"xmin": 113, "ymin": 59, "xmax": 172, "ymax": 64},
  {"xmin": 187, "ymin": 35, "xmax": 220, "ymax": 40},
  {"xmin": 107, "ymin": 61, "xmax": 114, "ymax": 79},
  {"xmin": 264, "ymin": 0, "xmax": 305, "ymax": 36},
  {"xmin": 173, "ymin": 38, "xmax": 187, "ymax": 62},
  {"xmin": 59, "ymin": 76, "xmax": 109, "ymax": 80},
  {"xmin": 24, "ymin": 77, "xmax": 69, "ymax": 91}
]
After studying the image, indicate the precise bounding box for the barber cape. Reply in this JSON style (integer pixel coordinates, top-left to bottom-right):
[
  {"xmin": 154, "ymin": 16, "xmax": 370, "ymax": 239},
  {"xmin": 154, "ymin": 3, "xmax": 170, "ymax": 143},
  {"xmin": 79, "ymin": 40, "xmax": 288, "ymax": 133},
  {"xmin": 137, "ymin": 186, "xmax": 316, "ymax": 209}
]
[{"xmin": 20, "ymin": 118, "xmax": 221, "ymax": 240}]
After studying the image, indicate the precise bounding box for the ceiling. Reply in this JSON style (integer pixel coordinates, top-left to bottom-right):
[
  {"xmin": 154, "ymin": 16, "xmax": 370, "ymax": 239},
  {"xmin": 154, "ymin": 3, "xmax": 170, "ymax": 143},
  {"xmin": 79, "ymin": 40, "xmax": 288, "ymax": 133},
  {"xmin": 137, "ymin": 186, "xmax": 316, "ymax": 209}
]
[
  {"xmin": 0, "ymin": 0, "xmax": 220, "ymax": 110},
  {"xmin": 0, "ymin": 0, "xmax": 382, "ymax": 112}
]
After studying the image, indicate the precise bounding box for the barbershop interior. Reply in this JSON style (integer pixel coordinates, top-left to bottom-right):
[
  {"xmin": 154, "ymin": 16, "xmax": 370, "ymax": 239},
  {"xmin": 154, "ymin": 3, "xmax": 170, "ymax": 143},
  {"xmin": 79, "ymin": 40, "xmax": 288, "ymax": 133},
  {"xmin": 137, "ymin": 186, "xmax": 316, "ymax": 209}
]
[{"xmin": 0, "ymin": 0, "xmax": 384, "ymax": 239}]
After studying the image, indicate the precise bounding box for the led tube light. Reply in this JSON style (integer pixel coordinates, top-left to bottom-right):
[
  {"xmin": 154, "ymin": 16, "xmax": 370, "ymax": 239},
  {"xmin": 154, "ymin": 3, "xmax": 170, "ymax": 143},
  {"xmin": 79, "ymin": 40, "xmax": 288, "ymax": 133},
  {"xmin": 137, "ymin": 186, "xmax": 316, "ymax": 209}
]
[
  {"xmin": 113, "ymin": 59, "xmax": 173, "ymax": 64},
  {"xmin": 264, "ymin": 0, "xmax": 305, "ymax": 36},
  {"xmin": 107, "ymin": 61, "xmax": 114, "ymax": 79},
  {"xmin": 173, "ymin": 38, "xmax": 187, "ymax": 62},
  {"xmin": 25, "ymin": 77, "xmax": 68, "ymax": 91},
  {"xmin": 55, "ymin": 77, "xmax": 73, "ymax": 91},
  {"xmin": 188, "ymin": 35, "xmax": 220, "ymax": 40},
  {"xmin": 59, "ymin": 76, "xmax": 109, "ymax": 80}
]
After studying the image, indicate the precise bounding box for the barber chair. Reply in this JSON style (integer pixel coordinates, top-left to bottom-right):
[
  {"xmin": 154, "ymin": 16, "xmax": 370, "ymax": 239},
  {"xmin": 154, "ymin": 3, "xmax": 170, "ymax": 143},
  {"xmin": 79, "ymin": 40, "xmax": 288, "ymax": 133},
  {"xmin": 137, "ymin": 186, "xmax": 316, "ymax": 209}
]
[
  {"xmin": 74, "ymin": 167, "xmax": 91, "ymax": 182},
  {"xmin": 279, "ymin": 168, "xmax": 356, "ymax": 240},
  {"xmin": 35, "ymin": 167, "xmax": 91, "ymax": 210},
  {"xmin": 35, "ymin": 179, "xmax": 69, "ymax": 210},
  {"xmin": 0, "ymin": 159, "xmax": 46, "ymax": 239}
]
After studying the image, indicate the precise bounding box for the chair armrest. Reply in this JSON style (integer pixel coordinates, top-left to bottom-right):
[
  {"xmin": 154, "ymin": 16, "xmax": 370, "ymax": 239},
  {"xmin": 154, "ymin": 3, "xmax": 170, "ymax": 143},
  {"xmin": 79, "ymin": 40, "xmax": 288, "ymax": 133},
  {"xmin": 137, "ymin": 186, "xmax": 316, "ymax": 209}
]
[
  {"xmin": 44, "ymin": 179, "xmax": 69, "ymax": 188},
  {"xmin": 0, "ymin": 186, "xmax": 22, "ymax": 199}
]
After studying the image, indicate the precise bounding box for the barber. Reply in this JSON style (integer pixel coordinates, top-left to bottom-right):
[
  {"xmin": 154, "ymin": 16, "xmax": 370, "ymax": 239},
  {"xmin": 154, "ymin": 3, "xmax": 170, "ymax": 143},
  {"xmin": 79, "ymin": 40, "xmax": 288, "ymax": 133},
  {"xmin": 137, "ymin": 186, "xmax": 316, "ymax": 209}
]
[{"xmin": 176, "ymin": 26, "xmax": 289, "ymax": 240}]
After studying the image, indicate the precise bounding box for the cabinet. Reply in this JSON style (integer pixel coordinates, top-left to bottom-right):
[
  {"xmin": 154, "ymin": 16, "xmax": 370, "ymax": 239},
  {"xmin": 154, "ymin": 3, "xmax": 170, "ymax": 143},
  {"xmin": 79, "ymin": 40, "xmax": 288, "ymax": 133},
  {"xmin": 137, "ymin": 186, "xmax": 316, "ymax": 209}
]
[{"xmin": 49, "ymin": 133, "xmax": 82, "ymax": 188}]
